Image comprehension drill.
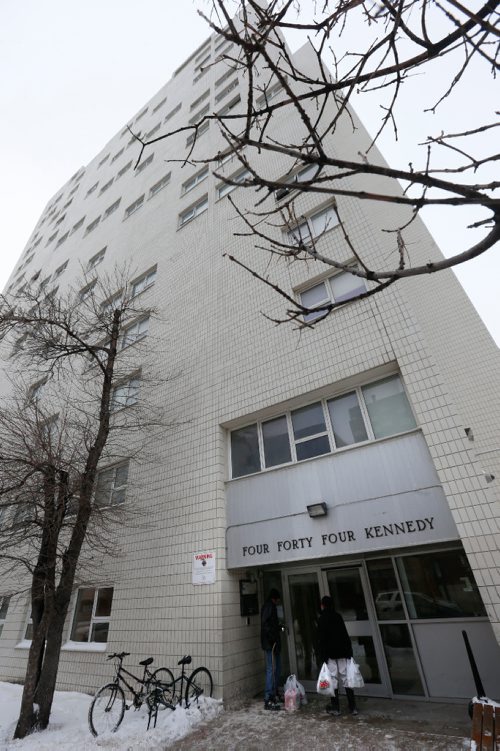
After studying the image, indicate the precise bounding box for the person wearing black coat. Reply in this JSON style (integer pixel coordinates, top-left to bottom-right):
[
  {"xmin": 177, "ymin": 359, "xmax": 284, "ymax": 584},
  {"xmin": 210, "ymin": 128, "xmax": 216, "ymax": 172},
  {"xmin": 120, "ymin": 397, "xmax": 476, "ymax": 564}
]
[
  {"xmin": 260, "ymin": 588, "xmax": 282, "ymax": 709},
  {"xmin": 317, "ymin": 595, "xmax": 358, "ymax": 715}
]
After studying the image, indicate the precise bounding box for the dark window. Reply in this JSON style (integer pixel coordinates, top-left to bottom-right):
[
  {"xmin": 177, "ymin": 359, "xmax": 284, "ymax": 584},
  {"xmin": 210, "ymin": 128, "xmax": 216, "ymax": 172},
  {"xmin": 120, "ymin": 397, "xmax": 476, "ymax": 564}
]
[{"xmin": 231, "ymin": 424, "xmax": 261, "ymax": 478}]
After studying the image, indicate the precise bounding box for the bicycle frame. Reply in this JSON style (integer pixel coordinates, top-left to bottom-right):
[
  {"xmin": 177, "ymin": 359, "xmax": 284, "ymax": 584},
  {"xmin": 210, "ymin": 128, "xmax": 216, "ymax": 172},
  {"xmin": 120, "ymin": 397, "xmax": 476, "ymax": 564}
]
[{"xmin": 110, "ymin": 654, "xmax": 157, "ymax": 708}]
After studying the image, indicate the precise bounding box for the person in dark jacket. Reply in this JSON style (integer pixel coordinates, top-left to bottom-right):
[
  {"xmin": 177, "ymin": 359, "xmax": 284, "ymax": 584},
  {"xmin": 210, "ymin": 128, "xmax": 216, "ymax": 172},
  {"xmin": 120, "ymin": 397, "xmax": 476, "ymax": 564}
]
[
  {"xmin": 260, "ymin": 588, "xmax": 282, "ymax": 710},
  {"xmin": 317, "ymin": 595, "xmax": 358, "ymax": 715}
]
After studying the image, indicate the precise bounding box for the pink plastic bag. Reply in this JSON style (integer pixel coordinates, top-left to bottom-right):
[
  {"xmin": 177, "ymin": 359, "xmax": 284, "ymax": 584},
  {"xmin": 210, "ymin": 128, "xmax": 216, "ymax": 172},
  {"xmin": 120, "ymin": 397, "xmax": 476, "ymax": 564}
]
[{"xmin": 284, "ymin": 686, "xmax": 298, "ymax": 712}]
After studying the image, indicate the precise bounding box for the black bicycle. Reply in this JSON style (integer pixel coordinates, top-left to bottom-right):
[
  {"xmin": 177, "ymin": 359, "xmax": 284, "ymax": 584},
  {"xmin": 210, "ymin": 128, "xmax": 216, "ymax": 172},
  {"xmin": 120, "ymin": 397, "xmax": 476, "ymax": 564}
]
[
  {"xmin": 88, "ymin": 651, "xmax": 174, "ymax": 736},
  {"xmin": 152, "ymin": 655, "xmax": 213, "ymax": 711}
]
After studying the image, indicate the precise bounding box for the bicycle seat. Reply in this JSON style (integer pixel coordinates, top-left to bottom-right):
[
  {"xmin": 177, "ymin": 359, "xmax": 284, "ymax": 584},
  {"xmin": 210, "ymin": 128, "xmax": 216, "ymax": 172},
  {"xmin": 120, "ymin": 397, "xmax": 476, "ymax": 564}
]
[
  {"xmin": 178, "ymin": 655, "xmax": 192, "ymax": 666},
  {"xmin": 139, "ymin": 657, "xmax": 154, "ymax": 667}
]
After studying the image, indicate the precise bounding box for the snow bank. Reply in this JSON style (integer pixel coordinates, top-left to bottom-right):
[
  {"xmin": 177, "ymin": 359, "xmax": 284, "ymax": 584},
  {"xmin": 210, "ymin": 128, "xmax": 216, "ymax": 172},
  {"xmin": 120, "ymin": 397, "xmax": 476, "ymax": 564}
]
[{"xmin": 0, "ymin": 681, "xmax": 222, "ymax": 750}]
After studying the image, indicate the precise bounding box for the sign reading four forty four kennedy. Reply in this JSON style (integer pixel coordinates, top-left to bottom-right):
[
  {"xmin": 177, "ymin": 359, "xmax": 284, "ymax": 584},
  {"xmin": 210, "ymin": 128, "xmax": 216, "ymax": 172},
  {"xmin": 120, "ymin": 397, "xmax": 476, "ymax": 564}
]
[
  {"xmin": 227, "ymin": 504, "xmax": 459, "ymax": 569},
  {"xmin": 241, "ymin": 517, "xmax": 436, "ymax": 559}
]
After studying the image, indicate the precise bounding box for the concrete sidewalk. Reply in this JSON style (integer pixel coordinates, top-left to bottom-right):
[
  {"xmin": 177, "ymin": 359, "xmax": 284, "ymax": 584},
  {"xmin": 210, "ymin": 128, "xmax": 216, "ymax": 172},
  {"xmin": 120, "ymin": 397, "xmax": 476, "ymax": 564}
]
[{"xmin": 170, "ymin": 694, "xmax": 471, "ymax": 750}]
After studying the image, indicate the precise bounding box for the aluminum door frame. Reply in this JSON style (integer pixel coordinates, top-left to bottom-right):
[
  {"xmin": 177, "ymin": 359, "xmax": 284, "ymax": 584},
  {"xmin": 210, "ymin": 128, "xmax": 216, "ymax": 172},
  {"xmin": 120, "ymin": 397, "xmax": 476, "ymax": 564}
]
[
  {"xmin": 282, "ymin": 563, "xmax": 391, "ymax": 696},
  {"xmin": 320, "ymin": 562, "xmax": 391, "ymax": 697}
]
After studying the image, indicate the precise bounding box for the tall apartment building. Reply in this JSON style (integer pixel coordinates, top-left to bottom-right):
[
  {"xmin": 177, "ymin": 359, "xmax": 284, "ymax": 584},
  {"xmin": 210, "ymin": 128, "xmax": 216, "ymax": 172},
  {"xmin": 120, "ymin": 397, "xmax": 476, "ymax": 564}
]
[{"xmin": 1, "ymin": 26, "xmax": 500, "ymax": 705}]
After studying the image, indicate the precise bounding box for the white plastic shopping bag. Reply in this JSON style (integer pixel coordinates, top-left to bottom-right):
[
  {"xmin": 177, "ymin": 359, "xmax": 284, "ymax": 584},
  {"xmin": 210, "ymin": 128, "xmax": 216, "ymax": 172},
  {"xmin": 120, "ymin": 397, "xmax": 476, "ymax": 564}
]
[
  {"xmin": 346, "ymin": 658, "xmax": 365, "ymax": 688},
  {"xmin": 296, "ymin": 677, "xmax": 307, "ymax": 705},
  {"xmin": 316, "ymin": 662, "xmax": 335, "ymax": 696}
]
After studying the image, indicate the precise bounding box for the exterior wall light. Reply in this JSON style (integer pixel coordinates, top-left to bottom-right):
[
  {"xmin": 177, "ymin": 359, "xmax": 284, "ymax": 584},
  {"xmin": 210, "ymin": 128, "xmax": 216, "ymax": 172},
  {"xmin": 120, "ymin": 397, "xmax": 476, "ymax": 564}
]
[{"xmin": 307, "ymin": 502, "xmax": 328, "ymax": 518}]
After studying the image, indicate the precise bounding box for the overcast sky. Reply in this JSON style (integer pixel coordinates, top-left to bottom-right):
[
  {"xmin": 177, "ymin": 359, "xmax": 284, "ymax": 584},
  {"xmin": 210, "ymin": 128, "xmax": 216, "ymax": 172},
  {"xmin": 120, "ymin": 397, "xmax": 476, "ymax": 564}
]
[{"xmin": 1, "ymin": 0, "xmax": 498, "ymax": 345}]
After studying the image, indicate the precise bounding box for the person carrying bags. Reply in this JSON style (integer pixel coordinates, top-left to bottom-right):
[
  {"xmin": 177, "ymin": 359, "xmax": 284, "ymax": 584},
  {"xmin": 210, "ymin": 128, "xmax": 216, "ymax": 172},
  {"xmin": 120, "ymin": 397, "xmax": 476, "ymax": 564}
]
[{"xmin": 317, "ymin": 595, "xmax": 360, "ymax": 716}]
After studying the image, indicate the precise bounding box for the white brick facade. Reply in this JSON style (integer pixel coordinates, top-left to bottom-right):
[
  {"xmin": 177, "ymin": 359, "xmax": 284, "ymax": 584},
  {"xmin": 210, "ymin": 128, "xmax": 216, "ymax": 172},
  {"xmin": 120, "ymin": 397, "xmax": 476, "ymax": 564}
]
[{"xmin": 1, "ymin": 32, "xmax": 499, "ymax": 703}]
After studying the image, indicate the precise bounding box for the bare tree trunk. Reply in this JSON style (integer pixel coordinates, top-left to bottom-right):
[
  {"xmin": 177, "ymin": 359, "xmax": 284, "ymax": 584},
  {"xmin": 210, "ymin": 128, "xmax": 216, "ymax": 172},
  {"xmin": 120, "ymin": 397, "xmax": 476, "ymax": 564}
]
[
  {"xmin": 34, "ymin": 609, "xmax": 67, "ymax": 729},
  {"xmin": 13, "ymin": 618, "xmax": 48, "ymax": 738}
]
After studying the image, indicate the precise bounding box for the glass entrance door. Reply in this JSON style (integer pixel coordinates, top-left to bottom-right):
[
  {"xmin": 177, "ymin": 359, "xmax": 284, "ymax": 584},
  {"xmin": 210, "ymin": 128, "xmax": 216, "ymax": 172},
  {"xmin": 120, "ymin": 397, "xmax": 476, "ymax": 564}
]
[
  {"xmin": 322, "ymin": 566, "xmax": 388, "ymax": 696},
  {"xmin": 283, "ymin": 565, "xmax": 390, "ymax": 695},
  {"xmin": 287, "ymin": 571, "xmax": 320, "ymax": 682}
]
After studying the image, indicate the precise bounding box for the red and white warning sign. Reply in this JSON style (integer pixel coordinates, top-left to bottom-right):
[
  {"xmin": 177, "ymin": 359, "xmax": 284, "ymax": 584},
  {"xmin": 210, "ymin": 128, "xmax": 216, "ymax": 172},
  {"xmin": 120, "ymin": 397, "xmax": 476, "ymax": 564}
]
[{"xmin": 192, "ymin": 550, "xmax": 216, "ymax": 585}]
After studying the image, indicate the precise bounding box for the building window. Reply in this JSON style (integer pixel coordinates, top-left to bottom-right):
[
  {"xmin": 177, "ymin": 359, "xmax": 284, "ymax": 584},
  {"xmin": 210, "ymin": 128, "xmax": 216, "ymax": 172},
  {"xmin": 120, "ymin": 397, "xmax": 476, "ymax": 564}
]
[
  {"xmin": 87, "ymin": 248, "xmax": 106, "ymax": 271},
  {"xmin": 86, "ymin": 182, "xmax": 99, "ymax": 197},
  {"xmin": 215, "ymin": 40, "xmax": 233, "ymax": 56},
  {"xmin": 46, "ymin": 231, "xmax": 58, "ymax": 245},
  {"xmin": 95, "ymin": 462, "xmax": 129, "ymax": 506},
  {"xmin": 257, "ymin": 82, "xmax": 284, "ymax": 107},
  {"xmin": 111, "ymin": 148, "xmax": 124, "ymax": 163},
  {"xmin": 195, "ymin": 42, "xmax": 211, "ymax": 63},
  {"xmin": 72, "ymin": 217, "xmax": 85, "ymax": 233},
  {"xmin": 276, "ymin": 163, "xmax": 320, "ymax": 201},
  {"xmin": 149, "ymin": 173, "xmax": 171, "ymax": 198},
  {"xmin": 186, "ymin": 121, "xmax": 209, "ymax": 147},
  {"xmin": 291, "ymin": 402, "xmax": 330, "ymax": 461},
  {"xmin": 24, "ymin": 610, "xmax": 33, "ymax": 641},
  {"xmin": 69, "ymin": 587, "xmax": 114, "ymax": 643},
  {"xmin": 262, "ymin": 416, "xmax": 292, "ymax": 468},
  {"xmin": 368, "ymin": 551, "xmax": 486, "ymax": 622},
  {"xmin": 230, "ymin": 424, "xmax": 261, "ymax": 478},
  {"xmin": 153, "ymin": 96, "xmax": 167, "ymax": 113},
  {"xmin": 131, "ymin": 266, "xmax": 157, "ymax": 297},
  {"xmin": 0, "ymin": 596, "xmax": 11, "ymax": 637},
  {"xmin": 80, "ymin": 280, "xmax": 97, "ymax": 302},
  {"xmin": 85, "ymin": 216, "xmax": 101, "ymax": 235},
  {"xmin": 56, "ymin": 231, "xmax": 69, "ymax": 247},
  {"xmin": 42, "ymin": 414, "xmax": 59, "ymax": 443},
  {"xmin": 189, "ymin": 103, "xmax": 210, "ymax": 126},
  {"xmin": 193, "ymin": 54, "xmax": 210, "ymax": 82},
  {"xmin": 136, "ymin": 153, "xmax": 154, "ymax": 173},
  {"xmin": 111, "ymin": 374, "xmax": 140, "ymax": 411},
  {"xmin": 98, "ymin": 154, "xmax": 110, "ymax": 168},
  {"xmin": 179, "ymin": 195, "xmax": 208, "ymax": 227},
  {"xmin": 215, "ymin": 67, "xmax": 237, "ymax": 88},
  {"xmin": 327, "ymin": 391, "xmax": 368, "ymax": 447},
  {"xmin": 165, "ymin": 103, "xmax": 181, "ymax": 122},
  {"xmin": 103, "ymin": 198, "xmax": 121, "ymax": 219},
  {"xmin": 55, "ymin": 213, "xmax": 66, "ymax": 225},
  {"xmin": 99, "ymin": 178, "xmax": 114, "ymax": 195},
  {"xmin": 217, "ymin": 168, "xmax": 251, "ymax": 199},
  {"xmin": 101, "ymin": 291, "xmax": 123, "ymax": 314},
  {"xmin": 29, "ymin": 379, "xmax": 47, "ymax": 403},
  {"xmin": 217, "ymin": 95, "xmax": 241, "ymax": 116},
  {"xmin": 135, "ymin": 107, "xmax": 148, "ymax": 122},
  {"xmin": 190, "ymin": 89, "xmax": 210, "ymax": 111},
  {"xmin": 287, "ymin": 204, "xmax": 339, "ymax": 246},
  {"xmin": 145, "ymin": 123, "xmax": 161, "ymax": 140},
  {"xmin": 124, "ymin": 195, "xmax": 145, "ymax": 219},
  {"xmin": 299, "ymin": 268, "xmax": 366, "ymax": 322},
  {"xmin": 230, "ymin": 374, "xmax": 416, "ymax": 478},
  {"xmin": 117, "ymin": 161, "xmax": 132, "ymax": 179},
  {"xmin": 214, "ymin": 78, "xmax": 238, "ymax": 103},
  {"xmin": 361, "ymin": 376, "xmax": 417, "ymax": 440},
  {"xmin": 121, "ymin": 316, "xmax": 149, "ymax": 348},
  {"xmin": 53, "ymin": 260, "xmax": 68, "ymax": 280},
  {"xmin": 182, "ymin": 167, "xmax": 209, "ymax": 195}
]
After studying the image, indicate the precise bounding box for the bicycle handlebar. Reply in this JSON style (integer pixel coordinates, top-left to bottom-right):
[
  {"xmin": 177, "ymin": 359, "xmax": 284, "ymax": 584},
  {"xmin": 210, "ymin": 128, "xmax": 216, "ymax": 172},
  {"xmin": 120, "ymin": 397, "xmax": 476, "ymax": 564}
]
[{"xmin": 107, "ymin": 651, "xmax": 130, "ymax": 661}]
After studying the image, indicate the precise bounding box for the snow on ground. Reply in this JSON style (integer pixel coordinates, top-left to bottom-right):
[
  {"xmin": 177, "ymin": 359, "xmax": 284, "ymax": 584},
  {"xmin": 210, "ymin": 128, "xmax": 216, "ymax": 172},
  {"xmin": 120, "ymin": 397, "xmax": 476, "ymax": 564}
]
[{"xmin": 0, "ymin": 682, "xmax": 222, "ymax": 751}]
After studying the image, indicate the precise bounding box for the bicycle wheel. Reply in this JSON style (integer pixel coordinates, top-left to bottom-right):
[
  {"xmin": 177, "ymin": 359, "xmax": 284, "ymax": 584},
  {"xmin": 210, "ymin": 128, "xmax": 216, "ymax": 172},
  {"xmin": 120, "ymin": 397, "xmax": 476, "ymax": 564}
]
[
  {"xmin": 150, "ymin": 667, "xmax": 176, "ymax": 708},
  {"xmin": 88, "ymin": 683, "xmax": 126, "ymax": 737},
  {"xmin": 185, "ymin": 667, "xmax": 213, "ymax": 707}
]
